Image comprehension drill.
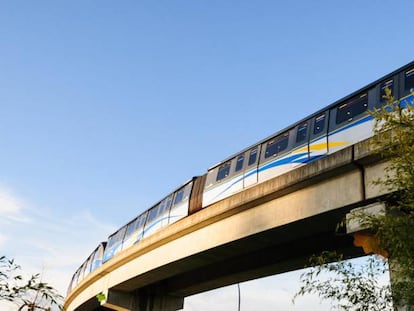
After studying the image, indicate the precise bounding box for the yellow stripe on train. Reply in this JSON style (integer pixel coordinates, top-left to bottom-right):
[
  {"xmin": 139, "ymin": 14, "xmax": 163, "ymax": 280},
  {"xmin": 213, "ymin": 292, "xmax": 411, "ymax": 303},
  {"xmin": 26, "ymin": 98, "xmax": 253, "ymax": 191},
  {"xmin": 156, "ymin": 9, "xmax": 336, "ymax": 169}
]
[
  {"xmin": 309, "ymin": 141, "xmax": 348, "ymax": 151},
  {"xmin": 292, "ymin": 141, "xmax": 349, "ymax": 154}
]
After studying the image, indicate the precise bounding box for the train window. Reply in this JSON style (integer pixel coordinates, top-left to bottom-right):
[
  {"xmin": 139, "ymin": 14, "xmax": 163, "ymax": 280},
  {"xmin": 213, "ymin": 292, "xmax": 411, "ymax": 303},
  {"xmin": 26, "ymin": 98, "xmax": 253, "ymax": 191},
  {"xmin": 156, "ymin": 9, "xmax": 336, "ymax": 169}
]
[
  {"xmin": 125, "ymin": 214, "xmax": 146, "ymax": 238},
  {"xmin": 173, "ymin": 189, "xmax": 184, "ymax": 204},
  {"xmin": 137, "ymin": 214, "xmax": 147, "ymax": 231},
  {"xmin": 248, "ymin": 149, "xmax": 258, "ymax": 166},
  {"xmin": 404, "ymin": 68, "xmax": 414, "ymax": 92},
  {"xmin": 336, "ymin": 94, "xmax": 368, "ymax": 124},
  {"xmin": 68, "ymin": 273, "xmax": 77, "ymax": 293},
  {"xmin": 235, "ymin": 155, "xmax": 244, "ymax": 172},
  {"xmin": 296, "ymin": 122, "xmax": 308, "ymax": 143},
  {"xmin": 336, "ymin": 103, "xmax": 349, "ymax": 124},
  {"xmin": 125, "ymin": 220, "xmax": 137, "ymax": 238},
  {"xmin": 73, "ymin": 269, "xmax": 81, "ymax": 286},
  {"xmin": 79, "ymin": 263, "xmax": 87, "ymax": 281},
  {"xmin": 91, "ymin": 244, "xmax": 105, "ymax": 271},
  {"xmin": 160, "ymin": 195, "xmax": 173, "ymax": 214},
  {"xmin": 216, "ymin": 162, "xmax": 231, "ymax": 181},
  {"xmin": 380, "ymin": 79, "xmax": 393, "ymax": 104},
  {"xmin": 265, "ymin": 133, "xmax": 289, "ymax": 159},
  {"xmin": 265, "ymin": 140, "xmax": 277, "ymax": 158},
  {"xmin": 147, "ymin": 206, "xmax": 159, "ymax": 223},
  {"xmin": 107, "ymin": 227, "xmax": 127, "ymax": 248},
  {"xmin": 84, "ymin": 256, "xmax": 92, "ymax": 276},
  {"xmin": 313, "ymin": 113, "xmax": 326, "ymax": 135},
  {"xmin": 172, "ymin": 182, "xmax": 192, "ymax": 206},
  {"xmin": 147, "ymin": 196, "xmax": 171, "ymax": 224},
  {"xmin": 278, "ymin": 133, "xmax": 289, "ymax": 152}
]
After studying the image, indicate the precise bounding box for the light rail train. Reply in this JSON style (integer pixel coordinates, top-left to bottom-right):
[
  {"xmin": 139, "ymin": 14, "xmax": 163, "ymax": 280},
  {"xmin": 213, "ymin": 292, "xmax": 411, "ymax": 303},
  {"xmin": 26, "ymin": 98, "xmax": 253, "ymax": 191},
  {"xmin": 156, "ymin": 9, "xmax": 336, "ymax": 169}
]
[{"xmin": 68, "ymin": 61, "xmax": 414, "ymax": 294}]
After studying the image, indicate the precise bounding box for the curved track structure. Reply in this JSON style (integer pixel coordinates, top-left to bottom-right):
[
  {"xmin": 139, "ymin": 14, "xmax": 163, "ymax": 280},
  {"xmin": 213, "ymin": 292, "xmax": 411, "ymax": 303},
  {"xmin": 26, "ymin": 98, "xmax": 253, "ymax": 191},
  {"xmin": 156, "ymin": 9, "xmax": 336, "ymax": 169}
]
[
  {"xmin": 66, "ymin": 61, "xmax": 414, "ymax": 311},
  {"xmin": 65, "ymin": 138, "xmax": 391, "ymax": 311}
]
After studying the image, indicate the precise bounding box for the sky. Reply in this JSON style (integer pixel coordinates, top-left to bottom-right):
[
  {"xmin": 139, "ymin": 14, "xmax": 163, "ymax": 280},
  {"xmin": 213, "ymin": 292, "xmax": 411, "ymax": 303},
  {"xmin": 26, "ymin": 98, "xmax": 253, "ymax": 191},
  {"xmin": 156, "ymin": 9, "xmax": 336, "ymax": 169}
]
[{"xmin": 0, "ymin": 0, "xmax": 412, "ymax": 310}]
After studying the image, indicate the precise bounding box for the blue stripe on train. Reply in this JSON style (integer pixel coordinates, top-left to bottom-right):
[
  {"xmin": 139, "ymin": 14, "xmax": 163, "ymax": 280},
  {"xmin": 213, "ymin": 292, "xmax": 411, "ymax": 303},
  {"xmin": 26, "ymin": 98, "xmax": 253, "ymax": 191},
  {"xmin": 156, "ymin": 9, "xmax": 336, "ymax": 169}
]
[
  {"xmin": 209, "ymin": 152, "xmax": 310, "ymax": 202},
  {"xmin": 104, "ymin": 209, "xmax": 190, "ymax": 262},
  {"xmin": 258, "ymin": 152, "xmax": 308, "ymax": 173},
  {"xmin": 329, "ymin": 115, "xmax": 373, "ymax": 136}
]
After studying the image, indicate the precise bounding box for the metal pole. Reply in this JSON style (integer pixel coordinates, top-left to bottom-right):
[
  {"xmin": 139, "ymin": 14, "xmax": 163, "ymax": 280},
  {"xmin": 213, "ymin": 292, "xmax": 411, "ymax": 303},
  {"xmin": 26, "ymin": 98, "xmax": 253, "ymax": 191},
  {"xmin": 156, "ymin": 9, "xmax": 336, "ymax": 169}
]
[{"xmin": 237, "ymin": 283, "xmax": 241, "ymax": 311}]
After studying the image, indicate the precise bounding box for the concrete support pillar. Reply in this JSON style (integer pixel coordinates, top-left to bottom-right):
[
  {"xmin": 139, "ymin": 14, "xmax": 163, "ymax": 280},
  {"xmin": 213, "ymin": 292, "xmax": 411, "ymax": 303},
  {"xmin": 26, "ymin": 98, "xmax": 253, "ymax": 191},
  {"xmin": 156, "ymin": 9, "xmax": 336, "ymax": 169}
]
[
  {"xmin": 347, "ymin": 204, "xmax": 413, "ymax": 311},
  {"xmin": 137, "ymin": 292, "xmax": 184, "ymax": 311},
  {"xmin": 101, "ymin": 289, "xmax": 184, "ymax": 311},
  {"xmin": 100, "ymin": 289, "xmax": 137, "ymax": 311}
]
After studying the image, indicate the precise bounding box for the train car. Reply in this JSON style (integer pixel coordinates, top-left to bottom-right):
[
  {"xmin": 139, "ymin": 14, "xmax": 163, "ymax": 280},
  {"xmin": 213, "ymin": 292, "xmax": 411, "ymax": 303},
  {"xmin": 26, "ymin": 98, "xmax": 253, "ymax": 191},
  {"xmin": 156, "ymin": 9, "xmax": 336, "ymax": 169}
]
[
  {"xmin": 202, "ymin": 61, "xmax": 414, "ymax": 207},
  {"xmin": 68, "ymin": 61, "xmax": 414, "ymax": 295},
  {"xmin": 102, "ymin": 179, "xmax": 197, "ymax": 263}
]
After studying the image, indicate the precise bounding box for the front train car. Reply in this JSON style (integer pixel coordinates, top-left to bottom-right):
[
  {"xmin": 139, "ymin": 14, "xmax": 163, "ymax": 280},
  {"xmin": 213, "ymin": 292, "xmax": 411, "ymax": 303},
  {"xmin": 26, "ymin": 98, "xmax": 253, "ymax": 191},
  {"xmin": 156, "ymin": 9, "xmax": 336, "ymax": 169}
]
[{"xmin": 67, "ymin": 242, "xmax": 106, "ymax": 295}]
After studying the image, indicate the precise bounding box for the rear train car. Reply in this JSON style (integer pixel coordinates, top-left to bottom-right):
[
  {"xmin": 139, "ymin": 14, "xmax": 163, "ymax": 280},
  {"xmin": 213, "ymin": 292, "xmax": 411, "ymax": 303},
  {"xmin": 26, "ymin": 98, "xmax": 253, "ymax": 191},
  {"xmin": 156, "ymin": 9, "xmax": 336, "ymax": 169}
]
[
  {"xmin": 67, "ymin": 242, "xmax": 106, "ymax": 294},
  {"xmin": 102, "ymin": 178, "xmax": 200, "ymax": 264}
]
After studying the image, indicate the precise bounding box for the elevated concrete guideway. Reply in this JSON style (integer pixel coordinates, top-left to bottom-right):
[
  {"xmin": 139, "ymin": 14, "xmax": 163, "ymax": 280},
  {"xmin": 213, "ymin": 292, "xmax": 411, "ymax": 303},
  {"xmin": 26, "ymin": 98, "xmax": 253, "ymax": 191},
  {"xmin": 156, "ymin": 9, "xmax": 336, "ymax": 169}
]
[{"xmin": 65, "ymin": 137, "xmax": 389, "ymax": 311}]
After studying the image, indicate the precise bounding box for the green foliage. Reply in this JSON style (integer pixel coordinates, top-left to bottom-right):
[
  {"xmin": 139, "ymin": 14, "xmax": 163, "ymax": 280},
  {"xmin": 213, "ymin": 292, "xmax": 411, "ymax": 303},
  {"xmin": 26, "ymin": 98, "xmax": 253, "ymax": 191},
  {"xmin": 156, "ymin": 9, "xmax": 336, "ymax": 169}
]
[
  {"xmin": 294, "ymin": 89, "xmax": 414, "ymax": 309},
  {"xmin": 371, "ymin": 88, "xmax": 414, "ymax": 198},
  {"xmin": 0, "ymin": 255, "xmax": 22, "ymax": 302},
  {"xmin": 370, "ymin": 89, "xmax": 414, "ymax": 307},
  {"xmin": 0, "ymin": 255, "xmax": 63, "ymax": 310},
  {"xmin": 293, "ymin": 252, "xmax": 392, "ymax": 311},
  {"xmin": 96, "ymin": 292, "xmax": 106, "ymax": 303}
]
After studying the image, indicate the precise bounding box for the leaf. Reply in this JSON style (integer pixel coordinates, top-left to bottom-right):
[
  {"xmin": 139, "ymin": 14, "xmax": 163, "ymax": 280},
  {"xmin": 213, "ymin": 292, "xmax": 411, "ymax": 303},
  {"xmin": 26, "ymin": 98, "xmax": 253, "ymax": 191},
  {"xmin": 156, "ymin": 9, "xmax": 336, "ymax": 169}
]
[{"xmin": 96, "ymin": 292, "xmax": 106, "ymax": 303}]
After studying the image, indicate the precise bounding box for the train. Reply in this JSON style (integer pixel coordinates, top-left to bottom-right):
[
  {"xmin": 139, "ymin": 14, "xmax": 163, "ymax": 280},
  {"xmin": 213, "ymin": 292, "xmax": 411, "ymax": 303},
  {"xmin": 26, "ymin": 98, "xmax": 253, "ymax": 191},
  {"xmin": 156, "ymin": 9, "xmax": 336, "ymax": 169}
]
[{"xmin": 67, "ymin": 60, "xmax": 414, "ymax": 294}]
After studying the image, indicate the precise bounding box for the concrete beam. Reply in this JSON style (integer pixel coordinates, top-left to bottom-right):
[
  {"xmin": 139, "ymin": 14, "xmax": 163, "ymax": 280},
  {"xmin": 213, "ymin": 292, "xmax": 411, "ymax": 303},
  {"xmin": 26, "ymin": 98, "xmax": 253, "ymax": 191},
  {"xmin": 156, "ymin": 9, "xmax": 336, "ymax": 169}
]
[
  {"xmin": 346, "ymin": 202, "xmax": 386, "ymax": 234},
  {"xmin": 65, "ymin": 137, "xmax": 395, "ymax": 311}
]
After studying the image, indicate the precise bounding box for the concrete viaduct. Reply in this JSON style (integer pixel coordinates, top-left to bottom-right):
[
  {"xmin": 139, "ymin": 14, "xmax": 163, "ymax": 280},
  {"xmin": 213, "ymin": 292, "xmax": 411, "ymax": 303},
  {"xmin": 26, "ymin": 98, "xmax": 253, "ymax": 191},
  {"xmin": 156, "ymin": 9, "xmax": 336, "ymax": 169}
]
[{"xmin": 64, "ymin": 137, "xmax": 389, "ymax": 311}]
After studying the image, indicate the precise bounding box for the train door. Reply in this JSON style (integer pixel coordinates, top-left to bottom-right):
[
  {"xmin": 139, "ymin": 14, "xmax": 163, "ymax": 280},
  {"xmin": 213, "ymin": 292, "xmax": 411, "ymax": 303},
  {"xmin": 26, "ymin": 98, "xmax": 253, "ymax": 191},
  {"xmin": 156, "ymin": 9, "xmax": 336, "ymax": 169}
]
[
  {"xmin": 169, "ymin": 181, "xmax": 193, "ymax": 223},
  {"xmin": 243, "ymin": 146, "xmax": 260, "ymax": 188},
  {"xmin": 290, "ymin": 121, "xmax": 310, "ymax": 167},
  {"xmin": 309, "ymin": 112, "xmax": 328, "ymax": 161}
]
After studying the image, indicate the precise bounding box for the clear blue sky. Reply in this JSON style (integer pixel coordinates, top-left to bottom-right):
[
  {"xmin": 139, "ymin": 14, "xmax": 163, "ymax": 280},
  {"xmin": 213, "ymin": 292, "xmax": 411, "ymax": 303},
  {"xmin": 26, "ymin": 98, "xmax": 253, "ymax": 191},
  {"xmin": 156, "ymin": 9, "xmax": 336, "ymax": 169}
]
[{"xmin": 0, "ymin": 1, "xmax": 411, "ymax": 310}]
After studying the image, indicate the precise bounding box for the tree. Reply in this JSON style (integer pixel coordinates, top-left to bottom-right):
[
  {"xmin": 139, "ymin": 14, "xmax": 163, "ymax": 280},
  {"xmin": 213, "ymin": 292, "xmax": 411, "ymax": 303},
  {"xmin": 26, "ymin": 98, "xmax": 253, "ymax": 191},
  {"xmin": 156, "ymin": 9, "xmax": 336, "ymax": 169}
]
[
  {"xmin": 294, "ymin": 89, "xmax": 414, "ymax": 310},
  {"xmin": 294, "ymin": 252, "xmax": 392, "ymax": 311},
  {"xmin": 0, "ymin": 255, "xmax": 63, "ymax": 310}
]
